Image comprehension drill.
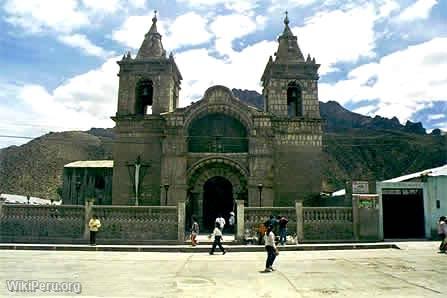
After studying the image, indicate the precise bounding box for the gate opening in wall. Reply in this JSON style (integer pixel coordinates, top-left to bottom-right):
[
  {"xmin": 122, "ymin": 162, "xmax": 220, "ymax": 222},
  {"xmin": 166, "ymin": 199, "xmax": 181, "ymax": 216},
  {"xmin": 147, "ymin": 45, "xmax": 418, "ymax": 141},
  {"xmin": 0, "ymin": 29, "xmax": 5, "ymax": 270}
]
[{"xmin": 382, "ymin": 188, "xmax": 425, "ymax": 239}]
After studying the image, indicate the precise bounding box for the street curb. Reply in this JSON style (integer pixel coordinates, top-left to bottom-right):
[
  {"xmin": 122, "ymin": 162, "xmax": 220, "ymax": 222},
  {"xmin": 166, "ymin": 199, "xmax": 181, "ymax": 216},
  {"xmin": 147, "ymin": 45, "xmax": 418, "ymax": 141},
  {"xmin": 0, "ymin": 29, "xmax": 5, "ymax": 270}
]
[{"xmin": 0, "ymin": 243, "xmax": 399, "ymax": 253}]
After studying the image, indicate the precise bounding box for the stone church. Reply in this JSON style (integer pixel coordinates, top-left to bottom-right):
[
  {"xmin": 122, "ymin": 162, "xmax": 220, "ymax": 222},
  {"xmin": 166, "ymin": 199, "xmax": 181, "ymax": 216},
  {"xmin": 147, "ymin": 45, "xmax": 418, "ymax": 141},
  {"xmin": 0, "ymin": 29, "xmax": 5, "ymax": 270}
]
[{"xmin": 63, "ymin": 13, "xmax": 323, "ymax": 229}]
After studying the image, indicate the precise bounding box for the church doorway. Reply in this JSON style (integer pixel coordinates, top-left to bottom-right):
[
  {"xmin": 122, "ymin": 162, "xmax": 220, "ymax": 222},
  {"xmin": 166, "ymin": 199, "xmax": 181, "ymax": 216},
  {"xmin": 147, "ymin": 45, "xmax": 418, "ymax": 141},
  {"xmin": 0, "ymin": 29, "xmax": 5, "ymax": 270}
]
[{"xmin": 202, "ymin": 176, "xmax": 234, "ymax": 231}]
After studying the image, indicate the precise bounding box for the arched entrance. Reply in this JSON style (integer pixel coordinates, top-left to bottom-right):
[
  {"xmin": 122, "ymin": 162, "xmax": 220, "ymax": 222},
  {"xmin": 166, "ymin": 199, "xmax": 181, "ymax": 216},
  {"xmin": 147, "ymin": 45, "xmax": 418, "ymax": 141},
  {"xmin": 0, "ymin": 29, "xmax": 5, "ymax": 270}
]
[
  {"xmin": 203, "ymin": 176, "xmax": 234, "ymax": 231},
  {"xmin": 186, "ymin": 157, "xmax": 248, "ymax": 232}
]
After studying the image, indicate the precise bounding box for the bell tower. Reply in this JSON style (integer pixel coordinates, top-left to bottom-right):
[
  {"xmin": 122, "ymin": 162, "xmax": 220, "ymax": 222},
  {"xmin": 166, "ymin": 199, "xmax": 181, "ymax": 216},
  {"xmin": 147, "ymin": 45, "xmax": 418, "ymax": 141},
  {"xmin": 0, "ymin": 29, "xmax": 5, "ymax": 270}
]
[
  {"xmin": 112, "ymin": 12, "xmax": 182, "ymax": 205},
  {"xmin": 116, "ymin": 11, "xmax": 182, "ymax": 116},
  {"xmin": 261, "ymin": 13, "xmax": 323, "ymax": 205},
  {"xmin": 261, "ymin": 12, "xmax": 320, "ymax": 119}
]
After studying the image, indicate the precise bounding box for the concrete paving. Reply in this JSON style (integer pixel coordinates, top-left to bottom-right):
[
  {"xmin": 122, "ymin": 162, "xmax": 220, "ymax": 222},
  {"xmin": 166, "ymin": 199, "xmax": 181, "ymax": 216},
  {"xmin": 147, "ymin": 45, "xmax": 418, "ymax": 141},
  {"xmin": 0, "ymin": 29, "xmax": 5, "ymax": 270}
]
[{"xmin": 0, "ymin": 242, "xmax": 445, "ymax": 297}]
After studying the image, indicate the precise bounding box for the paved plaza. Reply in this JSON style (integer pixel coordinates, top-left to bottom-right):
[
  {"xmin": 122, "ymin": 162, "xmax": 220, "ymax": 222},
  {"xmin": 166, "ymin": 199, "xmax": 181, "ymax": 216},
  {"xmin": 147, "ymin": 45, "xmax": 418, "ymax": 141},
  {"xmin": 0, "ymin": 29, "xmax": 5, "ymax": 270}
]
[{"xmin": 0, "ymin": 242, "xmax": 446, "ymax": 297}]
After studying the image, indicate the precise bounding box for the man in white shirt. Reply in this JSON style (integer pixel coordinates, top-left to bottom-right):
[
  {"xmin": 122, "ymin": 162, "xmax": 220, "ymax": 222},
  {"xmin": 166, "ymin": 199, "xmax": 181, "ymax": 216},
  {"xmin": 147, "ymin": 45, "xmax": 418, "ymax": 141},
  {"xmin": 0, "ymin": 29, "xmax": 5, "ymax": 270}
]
[
  {"xmin": 264, "ymin": 225, "xmax": 279, "ymax": 272},
  {"xmin": 215, "ymin": 214, "xmax": 226, "ymax": 231}
]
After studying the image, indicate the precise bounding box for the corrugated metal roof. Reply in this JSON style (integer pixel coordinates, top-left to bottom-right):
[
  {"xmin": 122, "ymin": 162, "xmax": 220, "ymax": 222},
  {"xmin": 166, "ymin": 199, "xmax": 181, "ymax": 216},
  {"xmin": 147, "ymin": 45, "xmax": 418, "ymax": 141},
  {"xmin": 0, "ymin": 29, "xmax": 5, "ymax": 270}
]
[
  {"xmin": 383, "ymin": 164, "xmax": 447, "ymax": 183},
  {"xmin": 64, "ymin": 160, "xmax": 114, "ymax": 168},
  {"xmin": 0, "ymin": 194, "xmax": 62, "ymax": 205}
]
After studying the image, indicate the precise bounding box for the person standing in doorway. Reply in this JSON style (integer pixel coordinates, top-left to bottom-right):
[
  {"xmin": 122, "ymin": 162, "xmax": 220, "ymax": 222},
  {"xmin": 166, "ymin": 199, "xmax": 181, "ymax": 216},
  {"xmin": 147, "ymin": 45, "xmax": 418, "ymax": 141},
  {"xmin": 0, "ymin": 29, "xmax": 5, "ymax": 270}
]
[
  {"xmin": 88, "ymin": 214, "xmax": 101, "ymax": 246},
  {"xmin": 209, "ymin": 222, "xmax": 227, "ymax": 255},
  {"xmin": 438, "ymin": 216, "xmax": 446, "ymax": 253},
  {"xmin": 264, "ymin": 225, "xmax": 278, "ymax": 272},
  {"xmin": 278, "ymin": 216, "xmax": 289, "ymax": 246},
  {"xmin": 228, "ymin": 211, "xmax": 235, "ymax": 233},
  {"xmin": 215, "ymin": 214, "xmax": 226, "ymax": 231},
  {"xmin": 191, "ymin": 216, "xmax": 199, "ymax": 246}
]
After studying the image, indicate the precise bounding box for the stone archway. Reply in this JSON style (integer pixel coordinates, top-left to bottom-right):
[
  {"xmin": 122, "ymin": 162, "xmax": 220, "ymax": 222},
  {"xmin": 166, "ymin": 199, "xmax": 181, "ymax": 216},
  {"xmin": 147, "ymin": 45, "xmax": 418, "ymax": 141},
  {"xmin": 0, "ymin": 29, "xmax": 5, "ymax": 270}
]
[{"xmin": 186, "ymin": 158, "xmax": 248, "ymax": 231}]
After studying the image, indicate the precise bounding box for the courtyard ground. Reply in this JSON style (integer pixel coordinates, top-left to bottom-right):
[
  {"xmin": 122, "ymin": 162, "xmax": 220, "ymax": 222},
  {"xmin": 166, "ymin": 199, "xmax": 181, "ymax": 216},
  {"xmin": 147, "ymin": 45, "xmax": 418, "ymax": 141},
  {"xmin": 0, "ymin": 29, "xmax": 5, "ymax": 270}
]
[{"xmin": 0, "ymin": 241, "xmax": 445, "ymax": 297}]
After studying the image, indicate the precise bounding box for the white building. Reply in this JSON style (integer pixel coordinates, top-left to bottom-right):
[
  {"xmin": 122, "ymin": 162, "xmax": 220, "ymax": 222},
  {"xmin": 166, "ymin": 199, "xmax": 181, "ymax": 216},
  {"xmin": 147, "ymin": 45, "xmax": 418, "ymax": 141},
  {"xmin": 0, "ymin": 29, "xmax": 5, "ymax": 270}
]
[
  {"xmin": 376, "ymin": 164, "xmax": 447, "ymax": 239},
  {"xmin": 0, "ymin": 194, "xmax": 61, "ymax": 205}
]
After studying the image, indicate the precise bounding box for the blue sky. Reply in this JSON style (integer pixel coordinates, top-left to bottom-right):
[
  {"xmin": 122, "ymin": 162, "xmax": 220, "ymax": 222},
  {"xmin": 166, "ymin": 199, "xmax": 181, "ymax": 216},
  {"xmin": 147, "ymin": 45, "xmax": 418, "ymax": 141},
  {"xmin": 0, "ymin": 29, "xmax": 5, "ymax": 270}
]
[{"xmin": 0, "ymin": 0, "xmax": 446, "ymax": 148}]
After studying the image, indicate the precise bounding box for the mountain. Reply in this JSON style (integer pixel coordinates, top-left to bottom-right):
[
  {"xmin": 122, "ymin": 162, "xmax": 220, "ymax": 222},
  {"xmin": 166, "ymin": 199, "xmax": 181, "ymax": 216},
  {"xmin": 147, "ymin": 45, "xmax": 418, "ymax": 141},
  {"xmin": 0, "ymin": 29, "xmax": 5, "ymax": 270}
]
[
  {"xmin": 0, "ymin": 130, "xmax": 114, "ymax": 199},
  {"xmin": 0, "ymin": 90, "xmax": 445, "ymax": 199}
]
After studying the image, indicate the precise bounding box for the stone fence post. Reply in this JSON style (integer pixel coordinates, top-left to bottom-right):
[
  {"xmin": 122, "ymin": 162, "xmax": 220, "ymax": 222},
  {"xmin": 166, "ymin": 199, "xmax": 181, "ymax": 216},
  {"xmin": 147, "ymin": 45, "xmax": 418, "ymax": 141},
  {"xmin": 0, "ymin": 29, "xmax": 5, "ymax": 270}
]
[
  {"xmin": 177, "ymin": 201, "xmax": 186, "ymax": 243},
  {"xmin": 0, "ymin": 199, "xmax": 3, "ymax": 242},
  {"xmin": 295, "ymin": 201, "xmax": 304, "ymax": 243},
  {"xmin": 84, "ymin": 200, "xmax": 93, "ymax": 241},
  {"xmin": 352, "ymin": 195, "xmax": 360, "ymax": 241},
  {"xmin": 236, "ymin": 200, "xmax": 245, "ymax": 243}
]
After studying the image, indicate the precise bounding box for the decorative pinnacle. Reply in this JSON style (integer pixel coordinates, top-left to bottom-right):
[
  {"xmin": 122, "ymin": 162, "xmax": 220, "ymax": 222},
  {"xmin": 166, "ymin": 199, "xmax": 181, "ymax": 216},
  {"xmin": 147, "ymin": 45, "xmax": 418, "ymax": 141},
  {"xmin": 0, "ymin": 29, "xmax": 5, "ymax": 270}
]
[
  {"xmin": 284, "ymin": 11, "xmax": 289, "ymax": 25},
  {"xmin": 152, "ymin": 10, "xmax": 158, "ymax": 23}
]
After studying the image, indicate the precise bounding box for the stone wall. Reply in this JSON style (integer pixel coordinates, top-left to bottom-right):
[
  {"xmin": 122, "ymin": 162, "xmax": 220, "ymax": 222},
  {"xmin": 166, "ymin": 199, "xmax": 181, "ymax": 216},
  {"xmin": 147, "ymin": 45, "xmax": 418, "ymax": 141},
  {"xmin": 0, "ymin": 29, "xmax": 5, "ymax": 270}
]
[
  {"xmin": 0, "ymin": 204, "xmax": 84, "ymax": 243},
  {"xmin": 92, "ymin": 206, "xmax": 178, "ymax": 243},
  {"xmin": 0, "ymin": 202, "xmax": 180, "ymax": 244},
  {"xmin": 303, "ymin": 207, "xmax": 354, "ymax": 241},
  {"xmin": 243, "ymin": 207, "xmax": 296, "ymax": 237}
]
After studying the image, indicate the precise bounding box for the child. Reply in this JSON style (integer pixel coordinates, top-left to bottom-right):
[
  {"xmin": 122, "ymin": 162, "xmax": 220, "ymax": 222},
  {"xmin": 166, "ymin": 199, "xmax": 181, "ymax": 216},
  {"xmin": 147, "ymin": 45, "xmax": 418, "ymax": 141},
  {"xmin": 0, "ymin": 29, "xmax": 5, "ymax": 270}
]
[
  {"xmin": 209, "ymin": 222, "xmax": 227, "ymax": 255},
  {"xmin": 88, "ymin": 214, "xmax": 101, "ymax": 246},
  {"xmin": 191, "ymin": 216, "xmax": 199, "ymax": 246},
  {"xmin": 264, "ymin": 225, "xmax": 279, "ymax": 272}
]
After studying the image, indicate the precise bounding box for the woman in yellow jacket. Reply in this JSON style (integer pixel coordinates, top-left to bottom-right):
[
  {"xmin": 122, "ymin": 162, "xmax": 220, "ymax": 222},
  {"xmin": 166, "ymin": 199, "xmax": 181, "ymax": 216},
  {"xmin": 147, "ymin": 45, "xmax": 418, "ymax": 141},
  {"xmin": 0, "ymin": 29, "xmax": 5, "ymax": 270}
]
[{"xmin": 88, "ymin": 214, "xmax": 101, "ymax": 245}]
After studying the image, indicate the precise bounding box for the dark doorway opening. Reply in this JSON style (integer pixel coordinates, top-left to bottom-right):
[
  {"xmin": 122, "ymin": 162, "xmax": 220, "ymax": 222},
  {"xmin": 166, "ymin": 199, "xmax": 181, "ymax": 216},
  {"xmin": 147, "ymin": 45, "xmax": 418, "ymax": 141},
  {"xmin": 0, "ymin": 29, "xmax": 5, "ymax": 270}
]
[
  {"xmin": 382, "ymin": 189, "xmax": 425, "ymax": 239},
  {"xmin": 203, "ymin": 176, "xmax": 233, "ymax": 231}
]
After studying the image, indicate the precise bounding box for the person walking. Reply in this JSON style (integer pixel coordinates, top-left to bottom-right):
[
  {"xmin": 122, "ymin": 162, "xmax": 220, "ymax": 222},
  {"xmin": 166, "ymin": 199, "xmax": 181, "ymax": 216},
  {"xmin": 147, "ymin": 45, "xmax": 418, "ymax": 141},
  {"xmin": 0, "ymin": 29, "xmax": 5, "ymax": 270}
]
[
  {"xmin": 215, "ymin": 214, "xmax": 226, "ymax": 231},
  {"xmin": 88, "ymin": 214, "xmax": 101, "ymax": 246},
  {"xmin": 228, "ymin": 211, "xmax": 235, "ymax": 233},
  {"xmin": 191, "ymin": 216, "xmax": 199, "ymax": 246},
  {"xmin": 209, "ymin": 222, "xmax": 227, "ymax": 255},
  {"xmin": 278, "ymin": 216, "xmax": 289, "ymax": 246},
  {"xmin": 438, "ymin": 216, "xmax": 446, "ymax": 253},
  {"xmin": 264, "ymin": 225, "xmax": 278, "ymax": 272}
]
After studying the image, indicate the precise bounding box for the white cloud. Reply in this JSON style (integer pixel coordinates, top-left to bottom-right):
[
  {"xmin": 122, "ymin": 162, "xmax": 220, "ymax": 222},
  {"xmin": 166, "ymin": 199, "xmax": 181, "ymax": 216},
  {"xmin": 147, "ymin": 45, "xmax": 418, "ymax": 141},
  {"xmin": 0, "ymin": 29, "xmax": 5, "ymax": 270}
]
[
  {"xmin": 353, "ymin": 105, "xmax": 378, "ymax": 116},
  {"xmin": 320, "ymin": 37, "xmax": 447, "ymax": 123},
  {"xmin": 178, "ymin": 0, "xmax": 258, "ymax": 13},
  {"xmin": 1, "ymin": 57, "xmax": 120, "ymax": 142},
  {"xmin": 176, "ymin": 40, "xmax": 276, "ymax": 104},
  {"xmin": 378, "ymin": 0, "xmax": 400, "ymax": 18},
  {"xmin": 112, "ymin": 12, "xmax": 212, "ymax": 51},
  {"xmin": 396, "ymin": 0, "xmax": 438, "ymax": 22},
  {"xmin": 428, "ymin": 114, "xmax": 445, "ymax": 121},
  {"xmin": 163, "ymin": 12, "xmax": 212, "ymax": 50},
  {"xmin": 294, "ymin": 3, "xmax": 377, "ymax": 74},
  {"xmin": 58, "ymin": 34, "xmax": 113, "ymax": 58},
  {"xmin": 81, "ymin": 0, "xmax": 121, "ymax": 13},
  {"xmin": 3, "ymin": 0, "xmax": 89, "ymax": 33},
  {"xmin": 210, "ymin": 14, "xmax": 266, "ymax": 56}
]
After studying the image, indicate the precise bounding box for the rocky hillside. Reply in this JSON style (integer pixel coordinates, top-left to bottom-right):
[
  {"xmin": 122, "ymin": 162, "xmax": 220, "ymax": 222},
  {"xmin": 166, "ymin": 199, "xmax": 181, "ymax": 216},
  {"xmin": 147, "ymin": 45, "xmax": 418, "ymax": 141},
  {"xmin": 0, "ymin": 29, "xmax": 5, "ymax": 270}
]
[
  {"xmin": 0, "ymin": 129, "xmax": 114, "ymax": 199},
  {"xmin": 0, "ymin": 91, "xmax": 445, "ymax": 199}
]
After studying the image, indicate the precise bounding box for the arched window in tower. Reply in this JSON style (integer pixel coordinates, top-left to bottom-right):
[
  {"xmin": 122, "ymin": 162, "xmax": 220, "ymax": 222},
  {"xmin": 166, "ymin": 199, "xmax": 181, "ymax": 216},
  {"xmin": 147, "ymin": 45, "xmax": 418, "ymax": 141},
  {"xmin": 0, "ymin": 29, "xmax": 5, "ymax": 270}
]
[
  {"xmin": 135, "ymin": 80, "xmax": 153, "ymax": 115},
  {"xmin": 287, "ymin": 82, "xmax": 302, "ymax": 117}
]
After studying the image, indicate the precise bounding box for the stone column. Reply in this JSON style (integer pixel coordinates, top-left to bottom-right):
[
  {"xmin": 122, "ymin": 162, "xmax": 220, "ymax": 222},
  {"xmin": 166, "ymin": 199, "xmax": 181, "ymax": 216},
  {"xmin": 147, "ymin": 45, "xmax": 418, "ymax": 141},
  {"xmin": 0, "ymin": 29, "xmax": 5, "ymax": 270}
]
[
  {"xmin": 352, "ymin": 195, "xmax": 360, "ymax": 241},
  {"xmin": 295, "ymin": 201, "xmax": 304, "ymax": 243},
  {"xmin": 177, "ymin": 201, "xmax": 186, "ymax": 243},
  {"xmin": 84, "ymin": 200, "xmax": 93, "ymax": 241},
  {"xmin": 236, "ymin": 200, "xmax": 245, "ymax": 243}
]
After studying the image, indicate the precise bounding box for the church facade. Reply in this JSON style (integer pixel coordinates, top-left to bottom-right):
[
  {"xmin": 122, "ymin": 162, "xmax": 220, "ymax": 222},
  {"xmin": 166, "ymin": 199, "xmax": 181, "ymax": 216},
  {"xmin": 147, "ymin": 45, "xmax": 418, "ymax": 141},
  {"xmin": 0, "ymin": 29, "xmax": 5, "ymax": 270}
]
[
  {"xmin": 110, "ymin": 13, "xmax": 323, "ymax": 228},
  {"xmin": 63, "ymin": 13, "xmax": 324, "ymax": 229}
]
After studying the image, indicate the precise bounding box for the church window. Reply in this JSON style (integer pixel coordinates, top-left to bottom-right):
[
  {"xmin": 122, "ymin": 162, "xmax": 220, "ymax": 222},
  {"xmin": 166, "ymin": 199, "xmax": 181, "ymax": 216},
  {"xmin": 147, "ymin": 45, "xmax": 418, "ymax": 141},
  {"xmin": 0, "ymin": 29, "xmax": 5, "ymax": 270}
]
[
  {"xmin": 188, "ymin": 114, "xmax": 248, "ymax": 153},
  {"xmin": 287, "ymin": 82, "xmax": 302, "ymax": 117},
  {"xmin": 135, "ymin": 80, "xmax": 153, "ymax": 115}
]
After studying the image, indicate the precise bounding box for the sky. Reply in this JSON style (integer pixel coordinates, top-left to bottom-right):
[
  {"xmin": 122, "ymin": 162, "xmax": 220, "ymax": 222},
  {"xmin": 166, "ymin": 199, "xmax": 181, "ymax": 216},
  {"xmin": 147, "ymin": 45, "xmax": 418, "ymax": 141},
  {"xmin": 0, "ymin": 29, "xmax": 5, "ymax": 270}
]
[{"xmin": 0, "ymin": 0, "xmax": 446, "ymax": 149}]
